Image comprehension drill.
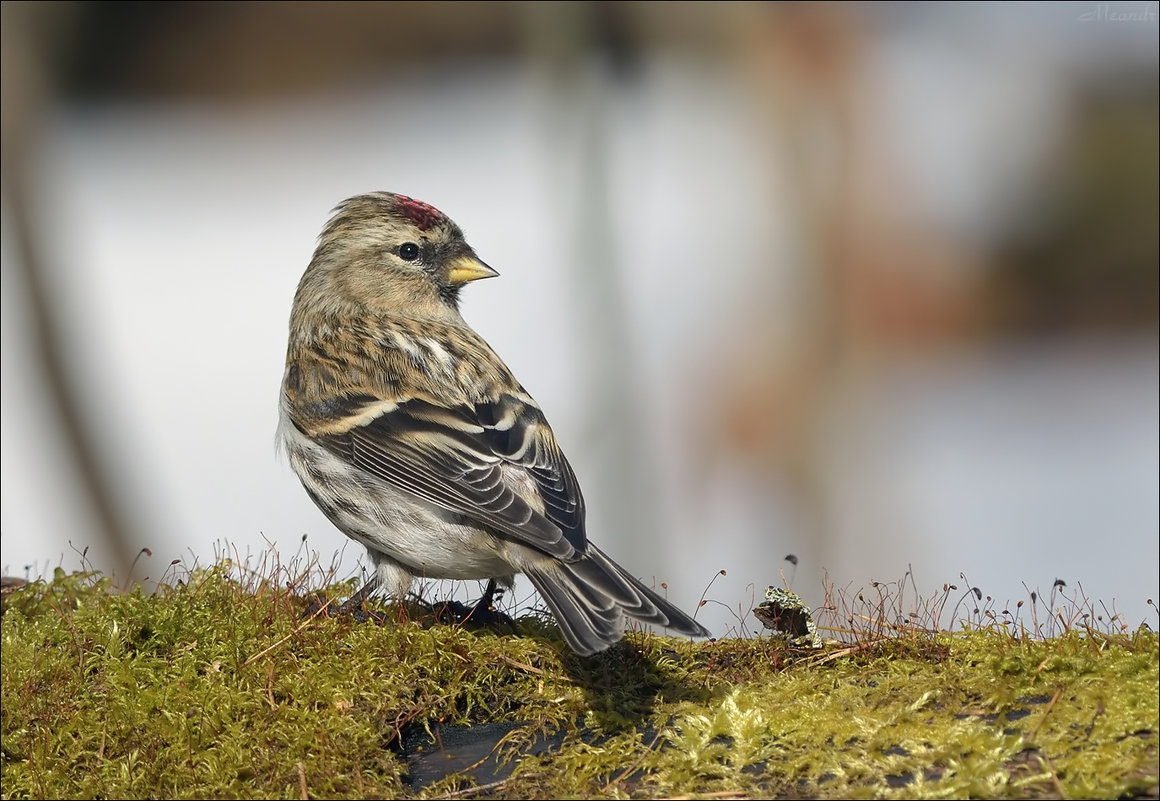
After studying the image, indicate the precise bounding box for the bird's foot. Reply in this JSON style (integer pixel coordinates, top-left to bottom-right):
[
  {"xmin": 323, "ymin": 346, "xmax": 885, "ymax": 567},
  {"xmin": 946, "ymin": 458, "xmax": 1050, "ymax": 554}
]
[
  {"xmin": 432, "ymin": 579, "xmax": 517, "ymax": 634},
  {"xmin": 302, "ymin": 580, "xmax": 390, "ymax": 624}
]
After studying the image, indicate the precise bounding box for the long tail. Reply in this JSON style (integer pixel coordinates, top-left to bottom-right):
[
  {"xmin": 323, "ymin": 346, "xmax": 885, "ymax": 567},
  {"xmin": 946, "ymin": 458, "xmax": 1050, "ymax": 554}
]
[{"xmin": 522, "ymin": 545, "xmax": 711, "ymax": 656}]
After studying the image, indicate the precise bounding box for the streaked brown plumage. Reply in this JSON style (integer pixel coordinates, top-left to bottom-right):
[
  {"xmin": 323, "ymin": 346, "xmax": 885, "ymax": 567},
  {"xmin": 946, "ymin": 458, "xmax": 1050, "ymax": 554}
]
[{"xmin": 279, "ymin": 191, "xmax": 709, "ymax": 655}]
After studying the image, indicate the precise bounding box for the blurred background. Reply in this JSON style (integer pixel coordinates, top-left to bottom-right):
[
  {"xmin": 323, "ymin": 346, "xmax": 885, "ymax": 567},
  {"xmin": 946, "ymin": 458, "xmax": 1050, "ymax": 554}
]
[{"xmin": 2, "ymin": 1, "xmax": 1157, "ymax": 638}]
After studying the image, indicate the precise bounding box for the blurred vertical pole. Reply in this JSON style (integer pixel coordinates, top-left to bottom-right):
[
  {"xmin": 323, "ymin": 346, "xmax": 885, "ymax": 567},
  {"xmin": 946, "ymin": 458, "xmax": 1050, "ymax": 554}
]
[
  {"xmin": 518, "ymin": 4, "xmax": 663, "ymax": 574},
  {"xmin": 1, "ymin": 4, "xmax": 136, "ymax": 584},
  {"xmin": 699, "ymin": 3, "xmax": 869, "ymax": 583},
  {"xmin": 729, "ymin": 3, "xmax": 984, "ymax": 587}
]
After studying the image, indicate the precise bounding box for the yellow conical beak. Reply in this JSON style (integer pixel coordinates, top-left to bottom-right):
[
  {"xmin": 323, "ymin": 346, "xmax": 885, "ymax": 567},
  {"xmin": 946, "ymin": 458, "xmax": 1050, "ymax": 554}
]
[{"xmin": 446, "ymin": 254, "xmax": 499, "ymax": 285}]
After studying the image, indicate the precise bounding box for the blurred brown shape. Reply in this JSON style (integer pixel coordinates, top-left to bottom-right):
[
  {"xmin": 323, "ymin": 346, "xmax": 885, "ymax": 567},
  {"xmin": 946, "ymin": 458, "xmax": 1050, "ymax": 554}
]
[
  {"xmin": 987, "ymin": 87, "xmax": 1160, "ymax": 333},
  {"xmin": 2, "ymin": 3, "xmax": 135, "ymax": 583},
  {"xmin": 698, "ymin": 5, "xmax": 987, "ymax": 563},
  {"xmin": 61, "ymin": 3, "xmax": 525, "ymax": 99},
  {"xmin": 695, "ymin": 3, "xmax": 1157, "ymax": 573}
]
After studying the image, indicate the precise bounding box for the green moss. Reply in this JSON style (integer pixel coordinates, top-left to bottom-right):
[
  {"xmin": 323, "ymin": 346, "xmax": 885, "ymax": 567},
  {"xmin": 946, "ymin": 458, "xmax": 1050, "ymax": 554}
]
[{"xmin": 2, "ymin": 567, "xmax": 1156, "ymax": 799}]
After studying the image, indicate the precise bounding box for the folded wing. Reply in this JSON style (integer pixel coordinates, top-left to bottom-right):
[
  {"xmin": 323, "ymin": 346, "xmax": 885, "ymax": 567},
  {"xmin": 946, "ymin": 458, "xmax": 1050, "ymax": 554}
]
[{"xmin": 295, "ymin": 391, "xmax": 588, "ymax": 561}]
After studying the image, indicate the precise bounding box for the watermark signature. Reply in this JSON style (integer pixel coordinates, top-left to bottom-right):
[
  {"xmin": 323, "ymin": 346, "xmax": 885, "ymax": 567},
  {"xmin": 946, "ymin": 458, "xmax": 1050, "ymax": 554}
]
[{"xmin": 1078, "ymin": 2, "xmax": 1159, "ymax": 23}]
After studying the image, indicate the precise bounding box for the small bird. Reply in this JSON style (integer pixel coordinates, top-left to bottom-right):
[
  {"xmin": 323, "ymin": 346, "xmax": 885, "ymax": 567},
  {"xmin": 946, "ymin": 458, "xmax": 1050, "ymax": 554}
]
[{"xmin": 279, "ymin": 192, "xmax": 710, "ymax": 655}]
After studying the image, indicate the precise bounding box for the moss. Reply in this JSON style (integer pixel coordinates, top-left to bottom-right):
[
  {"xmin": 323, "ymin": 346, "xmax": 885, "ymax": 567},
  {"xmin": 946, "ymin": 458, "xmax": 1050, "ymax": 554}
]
[{"xmin": 2, "ymin": 566, "xmax": 1156, "ymax": 799}]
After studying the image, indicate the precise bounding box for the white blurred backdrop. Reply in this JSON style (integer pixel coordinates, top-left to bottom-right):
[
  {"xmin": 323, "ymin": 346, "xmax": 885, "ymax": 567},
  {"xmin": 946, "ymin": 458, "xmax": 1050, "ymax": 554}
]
[{"xmin": 2, "ymin": 2, "xmax": 1157, "ymax": 637}]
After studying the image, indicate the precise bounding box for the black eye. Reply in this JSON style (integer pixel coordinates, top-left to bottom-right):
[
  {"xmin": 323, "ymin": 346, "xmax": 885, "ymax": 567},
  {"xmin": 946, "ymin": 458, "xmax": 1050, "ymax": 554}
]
[{"xmin": 398, "ymin": 242, "xmax": 421, "ymax": 262}]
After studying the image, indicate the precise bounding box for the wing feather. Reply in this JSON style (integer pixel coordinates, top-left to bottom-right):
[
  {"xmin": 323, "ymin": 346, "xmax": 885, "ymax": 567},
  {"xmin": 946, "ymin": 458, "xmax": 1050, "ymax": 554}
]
[{"xmin": 299, "ymin": 393, "xmax": 587, "ymax": 560}]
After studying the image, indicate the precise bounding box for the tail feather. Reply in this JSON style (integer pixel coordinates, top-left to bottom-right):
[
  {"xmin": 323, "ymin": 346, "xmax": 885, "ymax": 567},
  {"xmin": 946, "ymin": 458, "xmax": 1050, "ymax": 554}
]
[{"xmin": 523, "ymin": 545, "xmax": 711, "ymax": 656}]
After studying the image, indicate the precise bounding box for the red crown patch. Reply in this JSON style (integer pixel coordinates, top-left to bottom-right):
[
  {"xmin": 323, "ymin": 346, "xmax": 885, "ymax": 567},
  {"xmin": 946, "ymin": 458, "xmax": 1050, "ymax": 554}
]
[{"xmin": 394, "ymin": 194, "xmax": 446, "ymax": 231}]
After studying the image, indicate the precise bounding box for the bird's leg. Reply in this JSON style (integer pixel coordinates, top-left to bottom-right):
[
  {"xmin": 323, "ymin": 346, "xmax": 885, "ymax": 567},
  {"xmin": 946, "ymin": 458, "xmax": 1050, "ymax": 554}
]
[
  {"xmin": 470, "ymin": 579, "xmax": 501, "ymax": 620},
  {"xmin": 340, "ymin": 574, "xmax": 380, "ymax": 617},
  {"xmin": 450, "ymin": 578, "xmax": 515, "ymax": 633},
  {"xmin": 303, "ymin": 574, "xmax": 383, "ymax": 622}
]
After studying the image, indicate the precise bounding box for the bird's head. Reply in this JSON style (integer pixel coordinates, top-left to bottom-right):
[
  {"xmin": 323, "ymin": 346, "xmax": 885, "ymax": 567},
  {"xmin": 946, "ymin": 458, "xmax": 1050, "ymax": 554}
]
[{"xmin": 293, "ymin": 192, "xmax": 497, "ymax": 322}]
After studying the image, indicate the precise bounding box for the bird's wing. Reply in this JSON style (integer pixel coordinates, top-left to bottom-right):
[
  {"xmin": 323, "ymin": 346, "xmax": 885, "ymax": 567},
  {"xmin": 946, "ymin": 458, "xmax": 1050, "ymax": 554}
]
[{"xmin": 294, "ymin": 391, "xmax": 587, "ymax": 561}]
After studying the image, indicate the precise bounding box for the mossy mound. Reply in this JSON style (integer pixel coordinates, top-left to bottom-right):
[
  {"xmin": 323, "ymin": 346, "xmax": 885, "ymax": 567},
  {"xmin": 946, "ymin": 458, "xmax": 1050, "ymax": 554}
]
[{"xmin": 2, "ymin": 567, "xmax": 1156, "ymax": 799}]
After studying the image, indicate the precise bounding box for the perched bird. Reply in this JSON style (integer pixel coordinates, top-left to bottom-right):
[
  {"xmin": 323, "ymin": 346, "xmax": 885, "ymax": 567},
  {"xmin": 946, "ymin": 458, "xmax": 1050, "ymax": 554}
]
[{"xmin": 278, "ymin": 192, "xmax": 710, "ymax": 655}]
